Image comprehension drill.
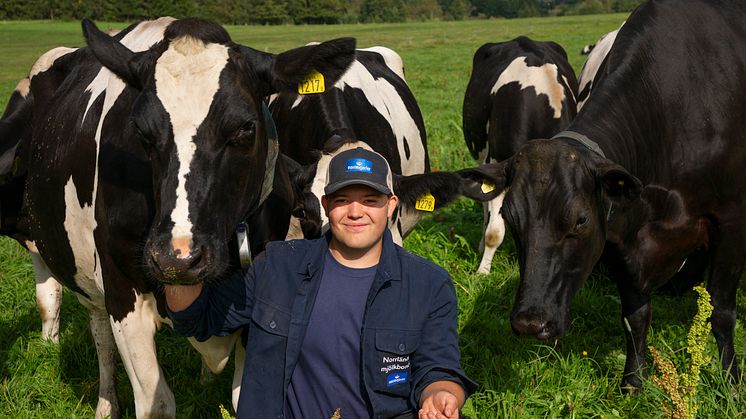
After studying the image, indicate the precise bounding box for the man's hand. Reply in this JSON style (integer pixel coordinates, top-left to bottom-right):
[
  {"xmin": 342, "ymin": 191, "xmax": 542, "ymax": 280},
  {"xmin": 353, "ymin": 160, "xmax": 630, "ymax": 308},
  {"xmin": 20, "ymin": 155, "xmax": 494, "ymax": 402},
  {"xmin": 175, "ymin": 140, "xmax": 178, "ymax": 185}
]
[
  {"xmin": 418, "ymin": 380, "xmax": 464, "ymax": 419},
  {"xmin": 164, "ymin": 283, "xmax": 203, "ymax": 312}
]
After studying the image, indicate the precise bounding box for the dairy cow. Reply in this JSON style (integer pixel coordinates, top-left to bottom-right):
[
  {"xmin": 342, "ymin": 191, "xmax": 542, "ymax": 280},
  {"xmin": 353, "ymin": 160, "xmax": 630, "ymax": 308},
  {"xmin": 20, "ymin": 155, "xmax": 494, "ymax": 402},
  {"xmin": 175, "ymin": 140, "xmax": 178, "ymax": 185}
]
[
  {"xmin": 7, "ymin": 17, "xmax": 356, "ymax": 418},
  {"xmin": 269, "ymin": 46, "xmax": 433, "ymax": 243},
  {"xmin": 462, "ymin": 36, "xmax": 578, "ymax": 273},
  {"xmin": 480, "ymin": 0, "xmax": 746, "ymax": 390}
]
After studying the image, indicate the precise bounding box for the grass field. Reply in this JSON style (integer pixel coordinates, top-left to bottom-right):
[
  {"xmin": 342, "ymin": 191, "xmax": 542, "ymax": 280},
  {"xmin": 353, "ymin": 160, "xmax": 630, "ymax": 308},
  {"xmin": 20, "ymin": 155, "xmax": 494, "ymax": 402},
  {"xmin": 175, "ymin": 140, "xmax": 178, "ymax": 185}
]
[{"xmin": 0, "ymin": 13, "xmax": 745, "ymax": 418}]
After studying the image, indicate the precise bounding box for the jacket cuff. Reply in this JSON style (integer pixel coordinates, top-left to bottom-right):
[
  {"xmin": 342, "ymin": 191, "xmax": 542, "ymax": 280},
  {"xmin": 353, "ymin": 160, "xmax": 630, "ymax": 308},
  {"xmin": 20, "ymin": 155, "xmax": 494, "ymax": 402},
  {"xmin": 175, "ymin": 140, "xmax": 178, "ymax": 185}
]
[{"xmin": 411, "ymin": 368, "xmax": 479, "ymax": 408}]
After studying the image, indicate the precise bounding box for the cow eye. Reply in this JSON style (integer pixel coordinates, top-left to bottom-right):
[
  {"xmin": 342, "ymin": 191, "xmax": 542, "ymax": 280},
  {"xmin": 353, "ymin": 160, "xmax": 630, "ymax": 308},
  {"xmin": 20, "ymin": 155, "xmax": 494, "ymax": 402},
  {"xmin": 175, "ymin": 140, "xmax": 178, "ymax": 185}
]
[
  {"xmin": 228, "ymin": 121, "xmax": 256, "ymax": 146},
  {"xmin": 575, "ymin": 215, "xmax": 588, "ymax": 228}
]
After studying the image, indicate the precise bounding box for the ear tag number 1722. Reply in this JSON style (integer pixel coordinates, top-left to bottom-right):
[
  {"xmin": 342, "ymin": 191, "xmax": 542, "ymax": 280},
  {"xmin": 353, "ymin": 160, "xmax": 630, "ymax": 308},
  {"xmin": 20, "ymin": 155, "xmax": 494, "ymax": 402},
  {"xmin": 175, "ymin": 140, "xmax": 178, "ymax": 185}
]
[{"xmin": 298, "ymin": 71, "xmax": 325, "ymax": 94}]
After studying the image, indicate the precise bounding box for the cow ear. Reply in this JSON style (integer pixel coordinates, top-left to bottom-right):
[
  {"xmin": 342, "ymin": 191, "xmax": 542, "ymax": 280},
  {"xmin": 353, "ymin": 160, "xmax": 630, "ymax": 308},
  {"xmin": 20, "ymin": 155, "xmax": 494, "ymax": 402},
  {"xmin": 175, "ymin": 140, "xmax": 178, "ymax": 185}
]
[
  {"xmin": 597, "ymin": 163, "xmax": 642, "ymax": 203},
  {"xmin": 249, "ymin": 38, "xmax": 356, "ymax": 94},
  {"xmin": 82, "ymin": 18, "xmax": 155, "ymax": 89},
  {"xmin": 456, "ymin": 160, "xmax": 511, "ymax": 202}
]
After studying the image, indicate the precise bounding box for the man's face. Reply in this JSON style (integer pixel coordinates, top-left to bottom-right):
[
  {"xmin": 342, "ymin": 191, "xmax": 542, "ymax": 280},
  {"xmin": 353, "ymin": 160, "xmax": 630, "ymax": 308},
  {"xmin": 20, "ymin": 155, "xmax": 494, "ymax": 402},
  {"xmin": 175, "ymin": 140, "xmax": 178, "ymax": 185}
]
[{"xmin": 322, "ymin": 184, "xmax": 398, "ymax": 254}]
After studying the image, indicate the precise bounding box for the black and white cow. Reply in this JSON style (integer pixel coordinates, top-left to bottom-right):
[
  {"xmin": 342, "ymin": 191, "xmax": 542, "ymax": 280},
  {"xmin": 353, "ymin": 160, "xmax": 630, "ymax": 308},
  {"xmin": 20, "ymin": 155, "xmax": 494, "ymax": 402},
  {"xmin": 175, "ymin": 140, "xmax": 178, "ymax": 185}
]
[
  {"xmin": 462, "ymin": 36, "xmax": 578, "ymax": 273},
  {"xmin": 269, "ymin": 46, "xmax": 431, "ymax": 244},
  {"xmin": 479, "ymin": 0, "xmax": 746, "ymax": 390},
  {"xmin": 576, "ymin": 23, "xmax": 624, "ymax": 111},
  {"xmin": 0, "ymin": 78, "xmax": 64, "ymax": 344},
  {"xmin": 8, "ymin": 17, "xmax": 356, "ymax": 418}
]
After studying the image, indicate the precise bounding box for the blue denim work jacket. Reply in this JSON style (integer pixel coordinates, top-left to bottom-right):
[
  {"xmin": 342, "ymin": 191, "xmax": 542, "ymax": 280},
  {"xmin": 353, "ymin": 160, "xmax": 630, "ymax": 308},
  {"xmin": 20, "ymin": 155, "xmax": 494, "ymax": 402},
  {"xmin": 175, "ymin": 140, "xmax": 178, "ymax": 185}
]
[{"xmin": 169, "ymin": 230, "xmax": 477, "ymax": 419}]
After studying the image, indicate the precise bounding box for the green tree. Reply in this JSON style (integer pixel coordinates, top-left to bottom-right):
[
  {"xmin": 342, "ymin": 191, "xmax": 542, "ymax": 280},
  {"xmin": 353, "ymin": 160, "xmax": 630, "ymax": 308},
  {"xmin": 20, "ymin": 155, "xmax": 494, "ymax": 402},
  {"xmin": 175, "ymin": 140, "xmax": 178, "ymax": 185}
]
[
  {"xmin": 249, "ymin": 0, "xmax": 290, "ymax": 24},
  {"xmin": 439, "ymin": 0, "xmax": 469, "ymax": 20},
  {"xmin": 405, "ymin": 0, "xmax": 443, "ymax": 21},
  {"xmin": 360, "ymin": 0, "xmax": 405, "ymax": 22},
  {"xmin": 289, "ymin": 0, "xmax": 344, "ymax": 24}
]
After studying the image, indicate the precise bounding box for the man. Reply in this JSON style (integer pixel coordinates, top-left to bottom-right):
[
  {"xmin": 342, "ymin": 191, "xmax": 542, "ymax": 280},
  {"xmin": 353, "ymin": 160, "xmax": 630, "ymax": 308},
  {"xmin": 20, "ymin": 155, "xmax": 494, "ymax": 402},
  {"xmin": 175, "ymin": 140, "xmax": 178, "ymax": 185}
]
[{"xmin": 165, "ymin": 147, "xmax": 477, "ymax": 418}]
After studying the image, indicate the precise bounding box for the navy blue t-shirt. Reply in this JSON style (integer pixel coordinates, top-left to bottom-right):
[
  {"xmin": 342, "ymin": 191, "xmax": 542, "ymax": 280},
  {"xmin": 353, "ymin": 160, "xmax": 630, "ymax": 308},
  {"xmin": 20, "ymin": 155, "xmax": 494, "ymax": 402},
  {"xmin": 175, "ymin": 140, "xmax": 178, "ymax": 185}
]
[{"xmin": 285, "ymin": 251, "xmax": 377, "ymax": 419}]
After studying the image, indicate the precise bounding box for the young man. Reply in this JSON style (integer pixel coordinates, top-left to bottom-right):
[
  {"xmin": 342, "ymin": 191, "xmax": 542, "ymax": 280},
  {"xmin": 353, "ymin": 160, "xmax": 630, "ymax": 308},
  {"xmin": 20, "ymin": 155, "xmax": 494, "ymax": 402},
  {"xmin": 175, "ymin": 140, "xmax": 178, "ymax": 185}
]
[{"xmin": 165, "ymin": 147, "xmax": 477, "ymax": 419}]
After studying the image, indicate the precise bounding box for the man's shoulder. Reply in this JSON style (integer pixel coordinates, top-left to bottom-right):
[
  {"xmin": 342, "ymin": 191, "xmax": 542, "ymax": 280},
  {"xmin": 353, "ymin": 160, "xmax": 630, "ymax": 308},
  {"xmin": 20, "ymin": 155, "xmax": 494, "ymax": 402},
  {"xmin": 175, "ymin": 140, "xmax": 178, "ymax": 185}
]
[
  {"xmin": 394, "ymin": 245, "xmax": 450, "ymax": 281},
  {"xmin": 257, "ymin": 237, "xmax": 322, "ymax": 267}
]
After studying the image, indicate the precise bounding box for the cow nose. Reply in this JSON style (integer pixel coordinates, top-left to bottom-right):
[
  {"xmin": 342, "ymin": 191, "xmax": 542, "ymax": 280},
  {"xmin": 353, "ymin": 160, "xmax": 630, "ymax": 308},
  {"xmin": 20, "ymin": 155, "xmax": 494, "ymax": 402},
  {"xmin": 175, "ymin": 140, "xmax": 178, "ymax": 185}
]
[
  {"xmin": 149, "ymin": 245, "xmax": 206, "ymax": 284},
  {"xmin": 511, "ymin": 312, "xmax": 552, "ymax": 341}
]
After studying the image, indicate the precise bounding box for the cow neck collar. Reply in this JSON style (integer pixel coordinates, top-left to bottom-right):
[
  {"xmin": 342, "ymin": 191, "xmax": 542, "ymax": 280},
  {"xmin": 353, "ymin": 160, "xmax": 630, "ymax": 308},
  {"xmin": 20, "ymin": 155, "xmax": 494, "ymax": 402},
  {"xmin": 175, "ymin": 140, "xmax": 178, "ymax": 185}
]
[
  {"xmin": 551, "ymin": 130, "xmax": 606, "ymax": 158},
  {"xmin": 236, "ymin": 101, "xmax": 279, "ymax": 268},
  {"xmin": 552, "ymin": 130, "xmax": 614, "ymax": 223}
]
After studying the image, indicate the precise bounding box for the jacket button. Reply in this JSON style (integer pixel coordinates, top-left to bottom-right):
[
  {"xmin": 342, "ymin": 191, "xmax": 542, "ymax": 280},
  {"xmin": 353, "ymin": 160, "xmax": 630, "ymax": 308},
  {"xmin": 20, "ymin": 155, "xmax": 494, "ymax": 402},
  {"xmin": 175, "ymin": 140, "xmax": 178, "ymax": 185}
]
[
  {"xmin": 269, "ymin": 320, "xmax": 277, "ymax": 329},
  {"xmin": 398, "ymin": 343, "xmax": 405, "ymax": 351}
]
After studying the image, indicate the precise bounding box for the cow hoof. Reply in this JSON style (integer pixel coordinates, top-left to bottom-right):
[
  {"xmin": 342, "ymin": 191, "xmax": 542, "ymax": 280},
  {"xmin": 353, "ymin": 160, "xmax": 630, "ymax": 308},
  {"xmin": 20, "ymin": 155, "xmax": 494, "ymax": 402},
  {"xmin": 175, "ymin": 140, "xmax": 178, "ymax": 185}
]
[{"xmin": 620, "ymin": 376, "xmax": 642, "ymax": 394}]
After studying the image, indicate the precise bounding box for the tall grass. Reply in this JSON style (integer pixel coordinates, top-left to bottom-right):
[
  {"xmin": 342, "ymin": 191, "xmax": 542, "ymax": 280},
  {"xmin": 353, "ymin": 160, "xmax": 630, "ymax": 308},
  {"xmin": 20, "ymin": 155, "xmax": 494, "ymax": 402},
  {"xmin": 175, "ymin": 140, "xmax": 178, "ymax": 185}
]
[{"xmin": 0, "ymin": 15, "xmax": 744, "ymax": 417}]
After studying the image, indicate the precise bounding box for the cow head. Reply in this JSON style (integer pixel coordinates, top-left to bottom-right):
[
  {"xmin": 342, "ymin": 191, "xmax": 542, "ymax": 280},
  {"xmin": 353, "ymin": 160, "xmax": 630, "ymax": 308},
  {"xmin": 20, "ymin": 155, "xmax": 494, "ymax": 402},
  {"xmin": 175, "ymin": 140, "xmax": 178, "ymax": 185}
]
[
  {"xmin": 482, "ymin": 139, "xmax": 641, "ymax": 340},
  {"xmin": 82, "ymin": 18, "xmax": 355, "ymax": 284}
]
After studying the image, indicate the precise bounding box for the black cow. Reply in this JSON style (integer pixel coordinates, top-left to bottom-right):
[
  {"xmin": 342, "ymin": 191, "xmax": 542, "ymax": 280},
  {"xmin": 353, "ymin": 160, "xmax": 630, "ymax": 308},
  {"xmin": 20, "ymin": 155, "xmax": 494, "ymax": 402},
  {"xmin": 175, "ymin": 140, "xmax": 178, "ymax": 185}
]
[
  {"xmin": 8, "ymin": 17, "xmax": 356, "ymax": 418},
  {"xmin": 269, "ymin": 46, "xmax": 433, "ymax": 244},
  {"xmin": 480, "ymin": 0, "xmax": 746, "ymax": 391},
  {"xmin": 462, "ymin": 36, "xmax": 578, "ymax": 273},
  {"xmin": 576, "ymin": 23, "xmax": 623, "ymax": 111}
]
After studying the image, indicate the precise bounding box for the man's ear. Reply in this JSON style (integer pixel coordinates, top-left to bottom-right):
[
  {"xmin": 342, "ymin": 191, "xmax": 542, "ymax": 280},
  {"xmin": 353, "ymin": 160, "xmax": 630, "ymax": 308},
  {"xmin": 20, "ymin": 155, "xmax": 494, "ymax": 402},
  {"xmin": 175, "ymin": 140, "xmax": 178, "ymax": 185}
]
[
  {"xmin": 596, "ymin": 162, "xmax": 642, "ymax": 203},
  {"xmin": 321, "ymin": 194, "xmax": 329, "ymax": 216},
  {"xmin": 386, "ymin": 194, "xmax": 399, "ymax": 218}
]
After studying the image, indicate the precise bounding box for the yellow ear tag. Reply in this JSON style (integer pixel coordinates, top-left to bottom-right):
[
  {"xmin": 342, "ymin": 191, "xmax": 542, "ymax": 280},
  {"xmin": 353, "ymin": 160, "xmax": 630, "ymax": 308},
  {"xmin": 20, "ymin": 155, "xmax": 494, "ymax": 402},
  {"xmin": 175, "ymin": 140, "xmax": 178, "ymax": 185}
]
[
  {"xmin": 415, "ymin": 193, "xmax": 435, "ymax": 212},
  {"xmin": 297, "ymin": 71, "xmax": 325, "ymax": 94},
  {"xmin": 481, "ymin": 180, "xmax": 496, "ymax": 194}
]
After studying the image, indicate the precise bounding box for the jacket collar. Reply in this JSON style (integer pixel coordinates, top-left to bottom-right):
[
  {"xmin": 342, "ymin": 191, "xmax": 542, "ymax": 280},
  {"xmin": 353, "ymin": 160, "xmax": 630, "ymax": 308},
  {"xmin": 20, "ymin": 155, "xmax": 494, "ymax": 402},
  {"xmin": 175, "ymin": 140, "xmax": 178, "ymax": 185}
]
[{"xmin": 297, "ymin": 228, "xmax": 400, "ymax": 282}]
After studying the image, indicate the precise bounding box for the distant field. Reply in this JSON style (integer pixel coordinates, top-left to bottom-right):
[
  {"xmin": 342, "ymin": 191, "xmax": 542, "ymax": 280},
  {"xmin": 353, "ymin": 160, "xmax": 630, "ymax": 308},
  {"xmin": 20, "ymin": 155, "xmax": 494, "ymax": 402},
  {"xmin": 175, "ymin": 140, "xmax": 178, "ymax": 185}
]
[{"xmin": 1, "ymin": 14, "xmax": 744, "ymax": 418}]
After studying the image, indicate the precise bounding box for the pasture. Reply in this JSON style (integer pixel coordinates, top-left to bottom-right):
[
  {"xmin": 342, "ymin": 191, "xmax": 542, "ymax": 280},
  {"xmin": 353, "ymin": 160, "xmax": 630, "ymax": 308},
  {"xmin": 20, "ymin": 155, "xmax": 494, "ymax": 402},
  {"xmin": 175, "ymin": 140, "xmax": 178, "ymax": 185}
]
[{"xmin": 0, "ymin": 14, "xmax": 744, "ymax": 417}]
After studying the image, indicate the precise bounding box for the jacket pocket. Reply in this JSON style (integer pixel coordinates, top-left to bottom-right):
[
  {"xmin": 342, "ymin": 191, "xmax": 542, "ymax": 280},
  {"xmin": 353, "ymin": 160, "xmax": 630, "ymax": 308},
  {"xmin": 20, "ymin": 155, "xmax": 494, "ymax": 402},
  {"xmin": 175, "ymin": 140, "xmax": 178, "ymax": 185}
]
[
  {"xmin": 251, "ymin": 299, "xmax": 290, "ymax": 337},
  {"xmin": 372, "ymin": 330, "xmax": 421, "ymax": 397}
]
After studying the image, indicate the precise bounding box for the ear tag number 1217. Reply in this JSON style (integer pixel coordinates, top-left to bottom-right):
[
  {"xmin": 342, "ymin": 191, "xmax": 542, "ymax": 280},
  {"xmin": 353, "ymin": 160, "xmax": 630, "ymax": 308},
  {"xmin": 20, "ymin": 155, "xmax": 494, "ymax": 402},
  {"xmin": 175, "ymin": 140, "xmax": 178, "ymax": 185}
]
[{"xmin": 298, "ymin": 71, "xmax": 325, "ymax": 94}]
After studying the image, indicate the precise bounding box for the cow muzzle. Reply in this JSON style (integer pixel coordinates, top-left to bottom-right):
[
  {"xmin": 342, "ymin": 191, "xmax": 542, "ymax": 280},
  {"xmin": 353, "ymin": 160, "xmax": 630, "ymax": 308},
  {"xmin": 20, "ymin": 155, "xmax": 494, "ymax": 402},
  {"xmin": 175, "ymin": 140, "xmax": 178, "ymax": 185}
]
[
  {"xmin": 147, "ymin": 238, "xmax": 209, "ymax": 285},
  {"xmin": 510, "ymin": 309, "xmax": 564, "ymax": 341}
]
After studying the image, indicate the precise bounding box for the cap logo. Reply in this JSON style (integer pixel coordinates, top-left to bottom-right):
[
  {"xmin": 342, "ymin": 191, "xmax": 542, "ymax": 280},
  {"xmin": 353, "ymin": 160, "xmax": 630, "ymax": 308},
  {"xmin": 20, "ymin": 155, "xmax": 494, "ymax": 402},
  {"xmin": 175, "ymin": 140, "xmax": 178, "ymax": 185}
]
[{"xmin": 346, "ymin": 158, "xmax": 372, "ymax": 173}]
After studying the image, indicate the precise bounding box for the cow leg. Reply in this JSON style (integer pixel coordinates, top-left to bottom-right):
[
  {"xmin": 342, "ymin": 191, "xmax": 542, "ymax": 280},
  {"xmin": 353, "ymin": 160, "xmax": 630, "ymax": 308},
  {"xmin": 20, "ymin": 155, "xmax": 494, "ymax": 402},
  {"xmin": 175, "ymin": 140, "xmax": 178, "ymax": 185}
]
[
  {"xmin": 477, "ymin": 189, "xmax": 507, "ymax": 274},
  {"xmin": 110, "ymin": 292, "xmax": 175, "ymax": 418},
  {"xmin": 232, "ymin": 337, "xmax": 246, "ymax": 411},
  {"xmin": 617, "ymin": 281, "xmax": 652, "ymax": 392},
  {"xmin": 88, "ymin": 306, "xmax": 121, "ymax": 419},
  {"xmin": 30, "ymin": 253, "xmax": 62, "ymax": 343},
  {"xmin": 707, "ymin": 230, "xmax": 744, "ymax": 381}
]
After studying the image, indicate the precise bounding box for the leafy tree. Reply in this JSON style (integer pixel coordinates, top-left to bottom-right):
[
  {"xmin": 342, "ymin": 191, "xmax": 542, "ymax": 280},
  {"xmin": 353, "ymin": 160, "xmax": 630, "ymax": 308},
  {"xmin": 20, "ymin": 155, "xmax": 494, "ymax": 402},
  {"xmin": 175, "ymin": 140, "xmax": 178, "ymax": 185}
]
[
  {"xmin": 360, "ymin": 0, "xmax": 405, "ymax": 23},
  {"xmin": 405, "ymin": 0, "xmax": 443, "ymax": 21},
  {"xmin": 439, "ymin": 0, "xmax": 469, "ymax": 20},
  {"xmin": 289, "ymin": 0, "xmax": 344, "ymax": 24},
  {"xmin": 249, "ymin": 0, "xmax": 290, "ymax": 24}
]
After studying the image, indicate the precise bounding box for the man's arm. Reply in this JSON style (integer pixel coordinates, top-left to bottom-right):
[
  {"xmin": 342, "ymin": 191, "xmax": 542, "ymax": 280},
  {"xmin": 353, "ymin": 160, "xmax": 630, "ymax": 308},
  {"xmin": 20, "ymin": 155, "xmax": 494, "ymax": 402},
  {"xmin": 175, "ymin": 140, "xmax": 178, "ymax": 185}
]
[{"xmin": 418, "ymin": 380, "xmax": 465, "ymax": 418}]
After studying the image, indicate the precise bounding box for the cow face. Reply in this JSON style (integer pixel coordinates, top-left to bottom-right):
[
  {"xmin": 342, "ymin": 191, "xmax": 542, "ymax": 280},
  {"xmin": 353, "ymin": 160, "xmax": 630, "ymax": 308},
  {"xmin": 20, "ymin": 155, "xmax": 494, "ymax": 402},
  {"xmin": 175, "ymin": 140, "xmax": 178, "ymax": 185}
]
[
  {"xmin": 82, "ymin": 19, "xmax": 354, "ymax": 284},
  {"xmin": 485, "ymin": 139, "xmax": 641, "ymax": 340}
]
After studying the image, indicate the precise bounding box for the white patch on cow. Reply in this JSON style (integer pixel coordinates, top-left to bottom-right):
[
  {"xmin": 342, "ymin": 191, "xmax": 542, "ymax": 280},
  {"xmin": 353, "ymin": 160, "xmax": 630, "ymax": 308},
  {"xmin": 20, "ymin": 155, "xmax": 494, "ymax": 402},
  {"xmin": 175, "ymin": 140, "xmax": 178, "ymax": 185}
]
[
  {"xmin": 29, "ymin": 47, "xmax": 78, "ymax": 79},
  {"xmin": 15, "ymin": 78, "xmax": 30, "ymax": 98},
  {"xmin": 291, "ymin": 95, "xmax": 304, "ymax": 109},
  {"xmin": 561, "ymin": 75, "xmax": 575, "ymax": 102},
  {"xmin": 491, "ymin": 57, "xmax": 566, "ymax": 119},
  {"xmin": 31, "ymin": 253, "xmax": 62, "ymax": 343},
  {"xmin": 477, "ymin": 189, "xmax": 508, "ymax": 274},
  {"xmin": 154, "ymin": 37, "xmax": 229, "ymax": 251},
  {"xmin": 63, "ymin": 176, "xmax": 104, "ymax": 304},
  {"xmin": 334, "ymin": 61, "xmax": 425, "ymax": 175},
  {"xmin": 360, "ymin": 46, "xmax": 405, "ymax": 80},
  {"xmin": 285, "ymin": 215, "xmax": 305, "ymax": 240},
  {"xmin": 109, "ymin": 291, "xmax": 174, "ymax": 418},
  {"xmin": 577, "ymin": 25, "xmax": 623, "ymax": 110},
  {"xmin": 312, "ymin": 141, "xmax": 374, "ymax": 230}
]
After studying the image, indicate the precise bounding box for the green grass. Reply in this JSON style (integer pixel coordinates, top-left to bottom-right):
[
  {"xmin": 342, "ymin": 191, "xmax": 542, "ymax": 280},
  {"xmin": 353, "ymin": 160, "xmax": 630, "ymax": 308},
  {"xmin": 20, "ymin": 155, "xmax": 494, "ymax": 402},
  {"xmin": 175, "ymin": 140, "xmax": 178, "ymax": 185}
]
[{"xmin": 1, "ymin": 14, "xmax": 745, "ymax": 418}]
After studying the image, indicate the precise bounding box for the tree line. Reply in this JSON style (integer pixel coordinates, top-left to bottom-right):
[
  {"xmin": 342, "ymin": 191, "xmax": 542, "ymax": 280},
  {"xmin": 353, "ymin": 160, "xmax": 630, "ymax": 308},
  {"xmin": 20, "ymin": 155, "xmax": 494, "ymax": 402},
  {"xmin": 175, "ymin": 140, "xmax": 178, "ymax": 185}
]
[{"xmin": 0, "ymin": 0, "xmax": 644, "ymax": 24}]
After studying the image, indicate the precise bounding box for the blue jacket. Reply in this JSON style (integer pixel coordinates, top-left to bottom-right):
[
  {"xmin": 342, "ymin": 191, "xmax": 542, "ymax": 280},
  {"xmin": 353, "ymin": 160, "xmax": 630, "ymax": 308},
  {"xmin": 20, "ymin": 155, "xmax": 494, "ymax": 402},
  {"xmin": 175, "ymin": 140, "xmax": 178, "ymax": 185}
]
[{"xmin": 169, "ymin": 230, "xmax": 477, "ymax": 419}]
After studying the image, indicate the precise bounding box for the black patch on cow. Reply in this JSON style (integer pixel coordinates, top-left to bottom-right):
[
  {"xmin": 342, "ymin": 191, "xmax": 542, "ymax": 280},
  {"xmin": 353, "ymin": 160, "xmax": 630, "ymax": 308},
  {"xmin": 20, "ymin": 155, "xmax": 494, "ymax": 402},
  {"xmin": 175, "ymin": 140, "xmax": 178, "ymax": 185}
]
[
  {"xmin": 164, "ymin": 18, "xmax": 231, "ymax": 44},
  {"xmin": 403, "ymin": 136, "xmax": 410, "ymax": 160}
]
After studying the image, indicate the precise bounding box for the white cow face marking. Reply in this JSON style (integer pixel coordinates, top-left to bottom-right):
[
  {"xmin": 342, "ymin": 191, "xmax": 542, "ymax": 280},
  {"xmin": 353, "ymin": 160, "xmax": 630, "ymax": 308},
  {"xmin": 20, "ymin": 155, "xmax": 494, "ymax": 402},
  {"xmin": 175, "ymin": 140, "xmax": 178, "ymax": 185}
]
[
  {"xmin": 492, "ymin": 56, "xmax": 567, "ymax": 119},
  {"xmin": 154, "ymin": 37, "xmax": 230, "ymax": 257}
]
